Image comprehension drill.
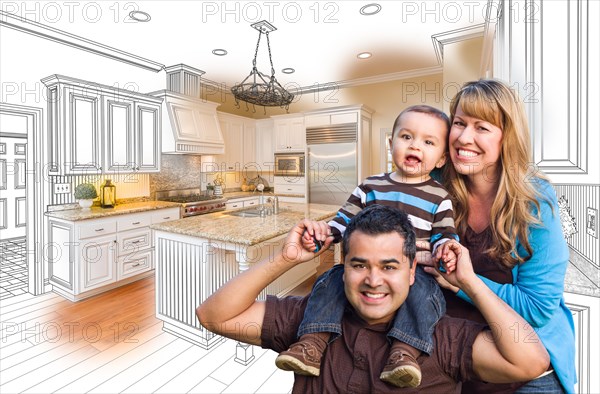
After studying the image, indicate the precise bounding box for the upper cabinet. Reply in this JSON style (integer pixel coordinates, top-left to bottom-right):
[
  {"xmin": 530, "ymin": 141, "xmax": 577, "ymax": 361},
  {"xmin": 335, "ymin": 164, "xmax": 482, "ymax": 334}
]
[
  {"xmin": 255, "ymin": 119, "xmax": 275, "ymax": 171},
  {"xmin": 212, "ymin": 112, "xmax": 256, "ymax": 172},
  {"xmin": 273, "ymin": 115, "xmax": 305, "ymax": 152},
  {"xmin": 493, "ymin": 0, "xmax": 599, "ymax": 184},
  {"xmin": 42, "ymin": 75, "xmax": 162, "ymax": 175}
]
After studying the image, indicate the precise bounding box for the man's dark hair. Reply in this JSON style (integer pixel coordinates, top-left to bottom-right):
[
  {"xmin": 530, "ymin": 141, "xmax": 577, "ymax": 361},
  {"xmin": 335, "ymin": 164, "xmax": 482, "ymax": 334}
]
[
  {"xmin": 392, "ymin": 105, "xmax": 451, "ymax": 138},
  {"xmin": 342, "ymin": 205, "xmax": 417, "ymax": 266}
]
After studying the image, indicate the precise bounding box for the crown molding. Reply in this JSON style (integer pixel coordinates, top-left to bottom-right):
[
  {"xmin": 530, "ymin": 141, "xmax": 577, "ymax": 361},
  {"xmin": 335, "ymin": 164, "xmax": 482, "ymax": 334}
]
[
  {"xmin": 0, "ymin": 11, "xmax": 164, "ymax": 72},
  {"xmin": 431, "ymin": 24, "xmax": 486, "ymax": 65}
]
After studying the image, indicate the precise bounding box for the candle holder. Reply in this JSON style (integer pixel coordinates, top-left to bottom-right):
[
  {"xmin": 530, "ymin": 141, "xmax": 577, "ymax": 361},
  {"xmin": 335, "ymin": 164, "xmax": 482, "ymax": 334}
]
[{"xmin": 100, "ymin": 179, "xmax": 116, "ymax": 208}]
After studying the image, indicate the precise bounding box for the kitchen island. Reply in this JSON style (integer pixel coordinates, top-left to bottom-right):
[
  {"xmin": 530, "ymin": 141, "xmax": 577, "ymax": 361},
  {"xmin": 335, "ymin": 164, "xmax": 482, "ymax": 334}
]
[{"xmin": 151, "ymin": 202, "xmax": 339, "ymax": 362}]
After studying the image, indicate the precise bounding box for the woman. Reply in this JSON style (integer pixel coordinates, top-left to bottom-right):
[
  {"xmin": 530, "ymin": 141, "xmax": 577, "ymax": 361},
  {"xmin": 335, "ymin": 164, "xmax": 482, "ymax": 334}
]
[{"xmin": 427, "ymin": 79, "xmax": 575, "ymax": 393}]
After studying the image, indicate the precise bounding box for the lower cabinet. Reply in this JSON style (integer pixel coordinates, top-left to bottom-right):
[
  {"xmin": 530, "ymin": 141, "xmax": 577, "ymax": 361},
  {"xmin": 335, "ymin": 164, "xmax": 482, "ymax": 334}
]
[
  {"xmin": 48, "ymin": 207, "xmax": 180, "ymax": 301},
  {"xmin": 225, "ymin": 196, "xmax": 259, "ymax": 210}
]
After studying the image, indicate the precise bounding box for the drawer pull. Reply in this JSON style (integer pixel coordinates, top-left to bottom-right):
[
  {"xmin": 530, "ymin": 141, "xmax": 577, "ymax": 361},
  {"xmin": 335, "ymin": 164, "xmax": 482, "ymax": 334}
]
[
  {"xmin": 163, "ymin": 217, "xmax": 171, "ymax": 220},
  {"xmin": 132, "ymin": 240, "xmax": 141, "ymax": 244},
  {"xmin": 95, "ymin": 228, "xmax": 104, "ymax": 232},
  {"xmin": 132, "ymin": 221, "xmax": 141, "ymax": 225},
  {"xmin": 131, "ymin": 263, "xmax": 141, "ymax": 267}
]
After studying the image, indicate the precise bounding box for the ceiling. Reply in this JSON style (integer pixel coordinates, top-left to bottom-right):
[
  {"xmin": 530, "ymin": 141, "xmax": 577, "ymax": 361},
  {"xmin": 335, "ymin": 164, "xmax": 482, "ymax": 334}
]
[{"xmin": 2, "ymin": 1, "xmax": 489, "ymax": 90}]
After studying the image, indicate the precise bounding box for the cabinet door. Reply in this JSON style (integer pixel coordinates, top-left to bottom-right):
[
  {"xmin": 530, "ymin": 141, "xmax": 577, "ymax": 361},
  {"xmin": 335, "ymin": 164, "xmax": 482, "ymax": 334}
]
[
  {"xmin": 81, "ymin": 234, "xmax": 116, "ymax": 291},
  {"xmin": 218, "ymin": 118, "xmax": 243, "ymax": 171},
  {"xmin": 135, "ymin": 102, "xmax": 161, "ymax": 172},
  {"xmin": 65, "ymin": 89, "xmax": 102, "ymax": 173},
  {"xmin": 48, "ymin": 220, "xmax": 74, "ymax": 290},
  {"xmin": 288, "ymin": 118, "xmax": 306, "ymax": 151},
  {"xmin": 274, "ymin": 120, "xmax": 290, "ymax": 151},
  {"xmin": 243, "ymin": 122, "xmax": 256, "ymax": 169},
  {"xmin": 105, "ymin": 97, "xmax": 134, "ymax": 172},
  {"xmin": 256, "ymin": 121, "xmax": 275, "ymax": 170}
]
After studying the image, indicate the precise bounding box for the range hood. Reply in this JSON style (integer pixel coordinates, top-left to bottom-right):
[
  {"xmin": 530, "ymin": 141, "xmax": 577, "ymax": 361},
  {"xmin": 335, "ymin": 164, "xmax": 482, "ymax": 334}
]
[{"xmin": 150, "ymin": 64, "xmax": 224, "ymax": 155}]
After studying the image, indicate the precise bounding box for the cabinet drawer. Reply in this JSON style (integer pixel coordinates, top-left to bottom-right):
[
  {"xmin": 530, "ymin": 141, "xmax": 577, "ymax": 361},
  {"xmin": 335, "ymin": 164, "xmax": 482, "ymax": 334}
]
[
  {"xmin": 79, "ymin": 220, "xmax": 117, "ymax": 239},
  {"xmin": 275, "ymin": 183, "xmax": 306, "ymax": 195},
  {"xmin": 117, "ymin": 213, "xmax": 151, "ymax": 232},
  {"xmin": 151, "ymin": 208, "xmax": 180, "ymax": 224},
  {"xmin": 226, "ymin": 201, "xmax": 244, "ymax": 210},
  {"xmin": 274, "ymin": 175, "xmax": 305, "ymax": 186},
  {"xmin": 117, "ymin": 227, "xmax": 152, "ymax": 256},
  {"xmin": 244, "ymin": 198, "xmax": 259, "ymax": 207},
  {"xmin": 331, "ymin": 112, "xmax": 357, "ymax": 125},
  {"xmin": 119, "ymin": 249, "xmax": 152, "ymax": 279}
]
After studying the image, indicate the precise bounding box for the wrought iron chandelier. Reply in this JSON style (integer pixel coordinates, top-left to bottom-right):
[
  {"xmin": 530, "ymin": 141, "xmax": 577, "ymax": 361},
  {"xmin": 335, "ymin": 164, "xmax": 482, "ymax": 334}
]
[{"xmin": 231, "ymin": 20, "xmax": 294, "ymax": 110}]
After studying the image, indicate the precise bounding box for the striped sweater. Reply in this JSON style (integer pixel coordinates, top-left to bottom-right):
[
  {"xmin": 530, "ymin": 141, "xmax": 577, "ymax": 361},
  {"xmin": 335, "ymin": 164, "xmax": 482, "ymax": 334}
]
[{"xmin": 329, "ymin": 173, "xmax": 458, "ymax": 250}]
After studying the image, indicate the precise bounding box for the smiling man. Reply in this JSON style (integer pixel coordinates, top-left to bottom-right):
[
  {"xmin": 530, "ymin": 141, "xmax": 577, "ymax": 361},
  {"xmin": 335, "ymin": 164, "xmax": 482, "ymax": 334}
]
[{"xmin": 196, "ymin": 205, "xmax": 549, "ymax": 393}]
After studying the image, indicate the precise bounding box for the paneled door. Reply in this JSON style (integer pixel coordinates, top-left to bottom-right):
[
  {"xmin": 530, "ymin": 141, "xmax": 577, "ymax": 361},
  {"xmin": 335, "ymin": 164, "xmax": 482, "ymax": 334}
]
[{"xmin": 0, "ymin": 133, "xmax": 27, "ymax": 241}]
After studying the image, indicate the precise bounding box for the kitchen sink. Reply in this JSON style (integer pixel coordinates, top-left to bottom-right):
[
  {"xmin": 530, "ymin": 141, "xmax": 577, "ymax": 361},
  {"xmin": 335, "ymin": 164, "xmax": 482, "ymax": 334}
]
[{"xmin": 227, "ymin": 208, "xmax": 265, "ymax": 218}]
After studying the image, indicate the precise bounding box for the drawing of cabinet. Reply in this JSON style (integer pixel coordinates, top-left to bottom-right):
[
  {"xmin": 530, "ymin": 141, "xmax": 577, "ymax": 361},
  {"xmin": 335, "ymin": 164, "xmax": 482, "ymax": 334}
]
[{"xmin": 43, "ymin": 75, "xmax": 162, "ymax": 175}]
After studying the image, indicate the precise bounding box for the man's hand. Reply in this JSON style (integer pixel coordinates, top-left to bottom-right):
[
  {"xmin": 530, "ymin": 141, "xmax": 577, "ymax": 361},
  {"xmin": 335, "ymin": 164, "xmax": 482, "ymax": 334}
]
[{"xmin": 283, "ymin": 219, "xmax": 333, "ymax": 264}]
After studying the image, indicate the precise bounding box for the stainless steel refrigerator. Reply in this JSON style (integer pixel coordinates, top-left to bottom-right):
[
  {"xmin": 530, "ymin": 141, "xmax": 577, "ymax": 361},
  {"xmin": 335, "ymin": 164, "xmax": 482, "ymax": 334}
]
[{"xmin": 307, "ymin": 124, "xmax": 358, "ymax": 206}]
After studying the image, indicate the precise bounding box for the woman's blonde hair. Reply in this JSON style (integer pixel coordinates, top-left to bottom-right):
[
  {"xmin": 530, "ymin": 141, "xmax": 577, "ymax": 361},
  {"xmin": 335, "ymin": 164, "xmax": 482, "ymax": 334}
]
[{"xmin": 444, "ymin": 79, "xmax": 549, "ymax": 268}]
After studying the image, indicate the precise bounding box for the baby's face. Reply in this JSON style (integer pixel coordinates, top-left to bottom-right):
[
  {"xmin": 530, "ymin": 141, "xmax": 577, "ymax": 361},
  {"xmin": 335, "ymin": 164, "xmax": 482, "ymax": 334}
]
[{"xmin": 389, "ymin": 112, "xmax": 448, "ymax": 183}]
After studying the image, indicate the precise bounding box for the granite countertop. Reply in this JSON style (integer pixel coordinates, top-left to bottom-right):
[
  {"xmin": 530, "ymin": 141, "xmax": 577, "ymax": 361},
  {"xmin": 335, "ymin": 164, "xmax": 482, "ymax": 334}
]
[
  {"xmin": 151, "ymin": 202, "xmax": 339, "ymax": 245},
  {"xmin": 45, "ymin": 201, "xmax": 181, "ymax": 221},
  {"xmin": 223, "ymin": 191, "xmax": 305, "ymax": 199}
]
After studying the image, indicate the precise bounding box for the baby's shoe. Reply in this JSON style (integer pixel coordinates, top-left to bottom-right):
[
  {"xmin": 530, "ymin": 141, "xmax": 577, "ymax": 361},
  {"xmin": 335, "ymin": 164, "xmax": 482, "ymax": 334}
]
[
  {"xmin": 275, "ymin": 332, "xmax": 329, "ymax": 376},
  {"xmin": 380, "ymin": 341, "xmax": 422, "ymax": 387}
]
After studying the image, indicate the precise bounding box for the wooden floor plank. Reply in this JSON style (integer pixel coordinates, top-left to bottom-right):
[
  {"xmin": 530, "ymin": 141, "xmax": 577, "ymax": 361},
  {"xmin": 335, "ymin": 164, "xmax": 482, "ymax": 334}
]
[
  {"xmin": 153, "ymin": 339, "xmax": 239, "ymax": 394},
  {"xmin": 87, "ymin": 335, "xmax": 192, "ymax": 394},
  {"xmin": 0, "ymin": 252, "xmax": 331, "ymax": 394},
  {"xmin": 5, "ymin": 344, "xmax": 100, "ymax": 394},
  {"xmin": 52, "ymin": 323, "xmax": 169, "ymax": 394},
  {"xmin": 24, "ymin": 321, "xmax": 165, "ymax": 394},
  {"xmin": 121, "ymin": 339, "xmax": 217, "ymax": 394}
]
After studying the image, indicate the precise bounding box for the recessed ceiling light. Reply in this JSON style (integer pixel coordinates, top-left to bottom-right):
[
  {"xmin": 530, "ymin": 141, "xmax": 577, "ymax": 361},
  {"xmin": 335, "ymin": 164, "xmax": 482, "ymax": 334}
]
[
  {"xmin": 212, "ymin": 49, "xmax": 228, "ymax": 56},
  {"xmin": 357, "ymin": 52, "xmax": 372, "ymax": 59},
  {"xmin": 128, "ymin": 10, "xmax": 151, "ymax": 22},
  {"xmin": 281, "ymin": 68, "xmax": 295, "ymax": 74},
  {"xmin": 360, "ymin": 3, "xmax": 381, "ymax": 16}
]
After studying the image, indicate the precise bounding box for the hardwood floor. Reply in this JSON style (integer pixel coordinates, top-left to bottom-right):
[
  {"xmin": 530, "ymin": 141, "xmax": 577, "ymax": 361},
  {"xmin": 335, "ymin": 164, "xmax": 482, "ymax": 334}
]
[{"xmin": 0, "ymin": 251, "xmax": 335, "ymax": 394}]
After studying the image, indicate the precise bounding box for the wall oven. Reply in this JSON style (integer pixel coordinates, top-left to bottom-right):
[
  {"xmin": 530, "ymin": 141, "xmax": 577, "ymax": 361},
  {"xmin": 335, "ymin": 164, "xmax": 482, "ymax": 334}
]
[{"xmin": 274, "ymin": 152, "xmax": 305, "ymax": 177}]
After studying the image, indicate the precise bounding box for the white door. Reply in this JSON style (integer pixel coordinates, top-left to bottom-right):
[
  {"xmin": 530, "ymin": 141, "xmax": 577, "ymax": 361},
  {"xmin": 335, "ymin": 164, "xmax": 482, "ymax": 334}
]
[{"xmin": 0, "ymin": 134, "xmax": 27, "ymax": 241}]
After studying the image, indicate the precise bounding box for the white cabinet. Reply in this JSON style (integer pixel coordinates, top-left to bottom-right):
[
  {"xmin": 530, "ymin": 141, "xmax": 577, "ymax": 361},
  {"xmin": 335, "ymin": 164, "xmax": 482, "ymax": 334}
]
[
  {"xmin": 214, "ymin": 112, "xmax": 257, "ymax": 171},
  {"xmin": 47, "ymin": 207, "xmax": 180, "ymax": 301},
  {"xmin": 225, "ymin": 196, "xmax": 260, "ymax": 210},
  {"xmin": 273, "ymin": 116, "xmax": 305, "ymax": 152},
  {"xmin": 105, "ymin": 99, "xmax": 161, "ymax": 173},
  {"xmin": 256, "ymin": 119, "xmax": 275, "ymax": 172},
  {"xmin": 305, "ymin": 112, "xmax": 358, "ymax": 128},
  {"xmin": 564, "ymin": 291, "xmax": 600, "ymax": 394},
  {"xmin": 274, "ymin": 176, "xmax": 306, "ymax": 203},
  {"xmin": 42, "ymin": 75, "xmax": 162, "ymax": 175},
  {"xmin": 493, "ymin": 0, "xmax": 599, "ymax": 184}
]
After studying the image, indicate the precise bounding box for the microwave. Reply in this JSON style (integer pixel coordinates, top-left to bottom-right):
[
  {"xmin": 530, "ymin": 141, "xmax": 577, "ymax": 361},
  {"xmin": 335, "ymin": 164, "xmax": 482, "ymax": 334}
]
[{"xmin": 274, "ymin": 153, "xmax": 305, "ymax": 177}]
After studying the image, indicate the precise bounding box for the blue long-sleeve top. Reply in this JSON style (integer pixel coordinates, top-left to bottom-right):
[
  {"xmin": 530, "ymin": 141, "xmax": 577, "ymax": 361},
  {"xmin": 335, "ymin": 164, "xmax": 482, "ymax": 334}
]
[{"xmin": 456, "ymin": 179, "xmax": 576, "ymax": 393}]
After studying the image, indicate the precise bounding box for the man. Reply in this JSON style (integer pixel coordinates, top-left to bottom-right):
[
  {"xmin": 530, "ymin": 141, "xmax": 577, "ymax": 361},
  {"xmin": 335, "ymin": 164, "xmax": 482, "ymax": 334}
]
[{"xmin": 197, "ymin": 205, "xmax": 549, "ymax": 393}]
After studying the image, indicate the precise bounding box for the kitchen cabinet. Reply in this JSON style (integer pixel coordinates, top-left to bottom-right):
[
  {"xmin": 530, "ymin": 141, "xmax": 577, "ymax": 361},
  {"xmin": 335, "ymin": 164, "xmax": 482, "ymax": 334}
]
[
  {"xmin": 274, "ymin": 176, "xmax": 306, "ymax": 203},
  {"xmin": 493, "ymin": 0, "xmax": 599, "ymax": 184},
  {"xmin": 47, "ymin": 207, "xmax": 179, "ymax": 301},
  {"xmin": 214, "ymin": 112, "xmax": 256, "ymax": 172},
  {"xmin": 42, "ymin": 75, "xmax": 163, "ymax": 175},
  {"xmin": 564, "ymin": 291, "xmax": 600, "ymax": 393},
  {"xmin": 273, "ymin": 115, "xmax": 305, "ymax": 152},
  {"xmin": 255, "ymin": 119, "xmax": 275, "ymax": 172},
  {"xmin": 225, "ymin": 196, "xmax": 259, "ymax": 210},
  {"xmin": 305, "ymin": 112, "xmax": 358, "ymax": 128}
]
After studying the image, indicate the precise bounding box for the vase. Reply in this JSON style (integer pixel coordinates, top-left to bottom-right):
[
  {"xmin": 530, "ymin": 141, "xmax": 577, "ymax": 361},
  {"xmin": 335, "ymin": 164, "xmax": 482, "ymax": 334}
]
[{"xmin": 78, "ymin": 199, "xmax": 94, "ymax": 209}]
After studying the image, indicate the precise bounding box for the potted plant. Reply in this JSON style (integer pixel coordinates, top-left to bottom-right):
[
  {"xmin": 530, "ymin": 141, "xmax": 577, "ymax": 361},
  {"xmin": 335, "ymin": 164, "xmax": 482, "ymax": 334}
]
[{"xmin": 74, "ymin": 183, "xmax": 98, "ymax": 209}]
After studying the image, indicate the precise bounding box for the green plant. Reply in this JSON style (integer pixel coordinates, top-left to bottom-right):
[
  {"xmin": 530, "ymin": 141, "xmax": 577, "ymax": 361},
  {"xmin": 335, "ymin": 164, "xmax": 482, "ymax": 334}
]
[{"xmin": 74, "ymin": 183, "xmax": 98, "ymax": 200}]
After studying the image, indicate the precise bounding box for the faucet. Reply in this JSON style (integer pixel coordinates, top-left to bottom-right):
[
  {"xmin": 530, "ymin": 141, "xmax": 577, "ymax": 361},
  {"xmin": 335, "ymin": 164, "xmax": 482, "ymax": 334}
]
[{"xmin": 268, "ymin": 195, "xmax": 279, "ymax": 214}]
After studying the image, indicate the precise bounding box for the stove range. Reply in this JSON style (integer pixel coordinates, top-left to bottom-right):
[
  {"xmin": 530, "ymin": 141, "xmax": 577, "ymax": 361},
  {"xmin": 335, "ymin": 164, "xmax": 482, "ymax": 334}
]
[{"xmin": 156, "ymin": 188, "xmax": 226, "ymax": 217}]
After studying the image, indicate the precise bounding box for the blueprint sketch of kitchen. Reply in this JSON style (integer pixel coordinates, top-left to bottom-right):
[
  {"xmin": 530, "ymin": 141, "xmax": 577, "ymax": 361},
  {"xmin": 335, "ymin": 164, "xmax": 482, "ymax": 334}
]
[{"xmin": 0, "ymin": 1, "xmax": 598, "ymax": 393}]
